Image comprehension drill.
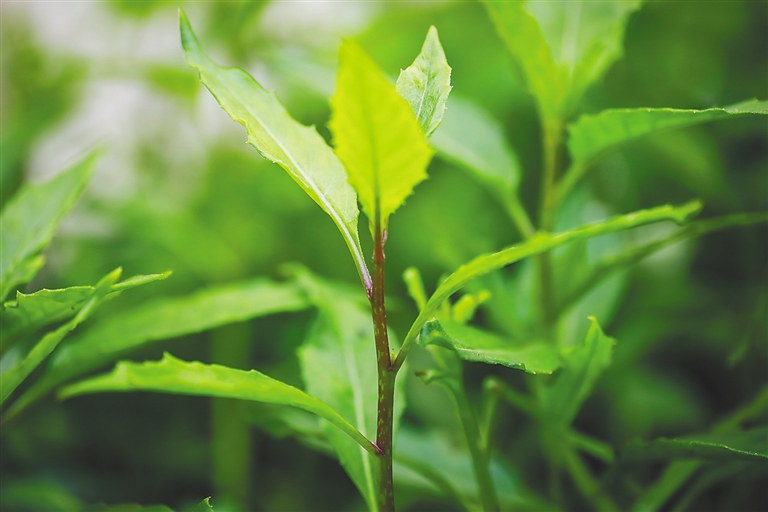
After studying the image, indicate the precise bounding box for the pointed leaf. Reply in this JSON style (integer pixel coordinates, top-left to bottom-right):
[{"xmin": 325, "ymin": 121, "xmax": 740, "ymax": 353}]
[
  {"xmin": 537, "ymin": 317, "xmax": 615, "ymax": 425},
  {"xmin": 1, "ymin": 271, "xmax": 170, "ymax": 345},
  {"xmin": 625, "ymin": 427, "xmax": 768, "ymax": 462},
  {"xmin": 179, "ymin": 11, "xmax": 368, "ymax": 286},
  {"xmin": 420, "ymin": 319, "xmax": 559, "ymax": 374},
  {"xmin": 59, "ymin": 352, "xmax": 379, "ymax": 456},
  {"xmin": 395, "ymin": 26, "xmax": 452, "ymax": 138},
  {"xmin": 4, "ymin": 279, "xmax": 308, "ymax": 419},
  {"xmin": 193, "ymin": 497, "xmax": 215, "ymax": 512},
  {"xmin": 330, "ymin": 40, "xmax": 434, "ymax": 224},
  {"xmin": 569, "ymin": 99, "xmax": 768, "ymax": 168},
  {"xmin": 0, "ymin": 152, "xmax": 97, "ymax": 301},
  {"xmin": 1, "ymin": 268, "xmax": 121, "ymax": 405}
]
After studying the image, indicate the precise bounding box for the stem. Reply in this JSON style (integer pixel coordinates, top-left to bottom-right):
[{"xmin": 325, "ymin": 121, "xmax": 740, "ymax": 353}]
[
  {"xmin": 371, "ymin": 211, "xmax": 395, "ymax": 512},
  {"xmin": 504, "ymin": 192, "xmax": 535, "ymax": 239}
]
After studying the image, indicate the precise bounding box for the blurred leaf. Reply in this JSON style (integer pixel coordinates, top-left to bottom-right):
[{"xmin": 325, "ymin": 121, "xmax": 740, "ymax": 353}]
[
  {"xmin": 59, "ymin": 352, "xmax": 380, "ymax": 456},
  {"xmin": 180, "ymin": 11, "xmax": 368, "ymax": 286},
  {"xmin": 330, "ymin": 40, "xmax": 433, "ymax": 227},
  {"xmin": 420, "ymin": 318, "xmax": 559, "ymax": 374},
  {"xmin": 396, "ymin": 26, "xmax": 453, "ymax": 138},
  {"xmin": 0, "ymin": 151, "xmax": 97, "ymax": 301},
  {"xmin": 567, "ymin": 99, "xmax": 768, "ymax": 169},
  {"xmin": 295, "ymin": 270, "xmax": 405, "ymax": 511},
  {"xmin": 1, "ymin": 268, "xmax": 121, "ymax": 405},
  {"xmin": 537, "ymin": 317, "xmax": 615, "ymax": 426},
  {"xmin": 85, "ymin": 504, "xmax": 173, "ymax": 512},
  {"xmin": 1, "ymin": 271, "xmax": 170, "ymax": 347},
  {"xmin": 625, "ymin": 426, "xmax": 768, "ymax": 462},
  {"xmin": 5, "ymin": 279, "xmax": 308, "ymax": 420},
  {"xmin": 0, "ymin": 478, "xmax": 83, "ymax": 512}
]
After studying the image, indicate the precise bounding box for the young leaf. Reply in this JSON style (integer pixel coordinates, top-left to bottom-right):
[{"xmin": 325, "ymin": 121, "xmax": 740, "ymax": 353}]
[
  {"xmin": 329, "ymin": 40, "xmax": 434, "ymax": 225},
  {"xmin": 537, "ymin": 317, "xmax": 615, "ymax": 426},
  {"xmin": 1, "ymin": 271, "xmax": 170, "ymax": 346},
  {"xmin": 295, "ymin": 271, "xmax": 397, "ymax": 511},
  {"xmin": 568, "ymin": 99, "xmax": 768, "ymax": 170},
  {"xmin": 420, "ymin": 319, "xmax": 560, "ymax": 375},
  {"xmin": 395, "ymin": 26, "xmax": 452, "ymax": 138},
  {"xmin": 1, "ymin": 268, "xmax": 121, "ymax": 405},
  {"xmin": 179, "ymin": 11, "xmax": 369, "ymax": 289},
  {"xmin": 58, "ymin": 352, "xmax": 380, "ymax": 456},
  {"xmin": 624, "ymin": 426, "xmax": 768, "ymax": 463},
  {"xmin": 0, "ymin": 151, "xmax": 97, "ymax": 301},
  {"xmin": 4, "ymin": 279, "xmax": 308, "ymax": 420},
  {"xmin": 193, "ymin": 497, "xmax": 215, "ymax": 512}
]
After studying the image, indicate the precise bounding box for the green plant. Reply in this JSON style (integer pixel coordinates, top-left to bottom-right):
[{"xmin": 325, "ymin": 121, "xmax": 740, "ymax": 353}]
[{"xmin": 2, "ymin": 2, "xmax": 766, "ymax": 511}]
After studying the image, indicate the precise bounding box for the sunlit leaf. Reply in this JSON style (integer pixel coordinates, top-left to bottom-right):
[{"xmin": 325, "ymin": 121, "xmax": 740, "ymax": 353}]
[
  {"xmin": 1, "ymin": 268, "xmax": 121, "ymax": 405},
  {"xmin": 420, "ymin": 319, "xmax": 560, "ymax": 374},
  {"xmin": 179, "ymin": 11, "xmax": 368, "ymax": 286},
  {"xmin": 0, "ymin": 151, "xmax": 97, "ymax": 301},
  {"xmin": 396, "ymin": 26, "xmax": 452, "ymax": 138},
  {"xmin": 59, "ymin": 352, "xmax": 379, "ymax": 456},
  {"xmin": 1, "ymin": 271, "xmax": 170, "ymax": 346},
  {"xmin": 537, "ymin": 317, "xmax": 615, "ymax": 425},
  {"xmin": 329, "ymin": 40, "xmax": 433, "ymax": 225},
  {"xmin": 625, "ymin": 427, "xmax": 768, "ymax": 462},
  {"xmin": 5, "ymin": 279, "xmax": 308, "ymax": 419}
]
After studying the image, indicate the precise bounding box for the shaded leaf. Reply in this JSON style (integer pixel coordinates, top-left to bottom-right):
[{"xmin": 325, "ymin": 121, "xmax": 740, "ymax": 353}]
[
  {"xmin": 1, "ymin": 271, "xmax": 171, "ymax": 345},
  {"xmin": 537, "ymin": 317, "xmax": 615, "ymax": 425},
  {"xmin": 625, "ymin": 427, "xmax": 768, "ymax": 463},
  {"xmin": 0, "ymin": 151, "xmax": 97, "ymax": 301},
  {"xmin": 420, "ymin": 318, "xmax": 560, "ymax": 374},
  {"xmin": 0, "ymin": 478, "xmax": 83, "ymax": 512},
  {"xmin": 179, "ymin": 11, "xmax": 368, "ymax": 286},
  {"xmin": 330, "ymin": 40, "xmax": 433, "ymax": 225},
  {"xmin": 396, "ymin": 26, "xmax": 452, "ymax": 138},
  {"xmin": 59, "ymin": 352, "xmax": 379, "ymax": 456},
  {"xmin": 5, "ymin": 279, "xmax": 308, "ymax": 419},
  {"xmin": 85, "ymin": 504, "xmax": 174, "ymax": 512},
  {"xmin": 1, "ymin": 268, "xmax": 121, "ymax": 405}
]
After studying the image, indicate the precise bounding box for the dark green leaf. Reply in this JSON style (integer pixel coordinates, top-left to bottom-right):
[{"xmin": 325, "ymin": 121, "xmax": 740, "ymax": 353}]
[
  {"xmin": 625, "ymin": 427, "xmax": 768, "ymax": 462},
  {"xmin": 59, "ymin": 352, "xmax": 379, "ymax": 456},
  {"xmin": 0, "ymin": 151, "xmax": 97, "ymax": 301}
]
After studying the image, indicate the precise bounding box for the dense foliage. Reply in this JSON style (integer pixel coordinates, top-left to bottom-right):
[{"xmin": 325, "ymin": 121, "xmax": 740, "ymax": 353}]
[{"xmin": 2, "ymin": 1, "xmax": 766, "ymax": 511}]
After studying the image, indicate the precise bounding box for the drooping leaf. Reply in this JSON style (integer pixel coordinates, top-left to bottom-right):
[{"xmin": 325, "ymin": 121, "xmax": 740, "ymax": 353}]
[
  {"xmin": 430, "ymin": 95, "xmax": 521, "ymax": 200},
  {"xmin": 1, "ymin": 268, "xmax": 121, "ymax": 405},
  {"xmin": 537, "ymin": 317, "xmax": 615, "ymax": 425},
  {"xmin": 4, "ymin": 279, "xmax": 308, "ymax": 419},
  {"xmin": 395, "ymin": 26, "xmax": 452, "ymax": 138},
  {"xmin": 420, "ymin": 319, "xmax": 560, "ymax": 375},
  {"xmin": 294, "ymin": 270, "xmax": 397, "ymax": 511},
  {"xmin": 59, "ymin": 353, "xmax": 378, "ymax": 456},
  {"xmin": 179, "ymin": 11, "xmax": 368, "ymax": 286},
  {"xmin": 0, "ymin": 151, "xmax": 97, "ymax": 301},
  {"xmin": 329, "ymin": 40, "xmax": 434, "ymax": 225},
  {"xmin": 568, "ymin": 99, "xmax": 768, "ymax": 169},
  {"xmin": 624, "ymin": 427, "xmax": 768, "ymax": 463},
  {"xmin": 1, "ymin": 271, "xmax": 171, "ymax": 346}
]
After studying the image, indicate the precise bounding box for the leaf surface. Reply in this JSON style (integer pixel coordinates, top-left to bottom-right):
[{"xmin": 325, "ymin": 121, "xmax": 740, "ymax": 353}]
[
  {"xmin": 0, "ymin": 152, "xmax": 97, "ymax": 301},
  {"xmin": 330, "ymin": 40, "xmax": 433, "ymax": 224},
  {"xmin": 179, "ymin": 11, "xmax": 367, "ymax": 285},
  {"xmin": 59, "ymin": 353, "xmax": 378, "ymax": 456},
  {"xmin": 420, "ymin": 319, "xmax": 559, "ymax": 374},
  {"xmin": 624, "ymin": 427, "xmax": 768, "ymax": 462},
  {"xmin": 5, "ymin": 279, "xmax": 308, "ymax": 419},
  {"xmin": 395, "ymin": 26, "xmax": 452, "ymax": 138},
  {"xmin": 0, "ymin": 268, "xmax": 121, "ymax": 405}
]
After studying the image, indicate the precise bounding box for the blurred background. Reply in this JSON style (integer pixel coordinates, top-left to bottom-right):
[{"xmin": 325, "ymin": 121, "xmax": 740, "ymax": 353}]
[{"xmin": 1, "ymin": 1, "xmax": 766, "ymax": 511}]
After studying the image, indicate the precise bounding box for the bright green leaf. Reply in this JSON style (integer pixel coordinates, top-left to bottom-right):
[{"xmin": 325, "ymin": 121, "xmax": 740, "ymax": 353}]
[
  {"xmin": 420, "ymin": 319, "xmax": 560, "ymax": 375},
  {"xmin": 537, "ymin": 317, "xmax": 615, "ymax": 426},
  {"xmin": 1, "ymin": 268, "xmax": 121, "ymax": 405},
  {"xmin": 193, "ymin": 497, "xmax": 215, "ymax": 512},
  {"xmin": 59, "ymin": 352, "xmax": 379, "ymax": 456},
  {"xmin": 0, "ymin": 151, "xmax": 97, "ymax": 301},
  {"xmin": 625, "ymin": 427, "xmax": 768, "ymax": 462},
  {"xmin": 179, "ymin": 11, "xmax": 368, "ymax": 287},
  {"xmin": 4, "ymin": 279, "xmax": 308, "ymax": 420},
  {"xmin": 329, "ymin": 40, "xmax": 434, "ymax": 225},
  {"xmin": 395, "ymin": 26, "xmax": 452, "ymax": 138},
  {"xmin": 1, "ymin": 271, "xmax": 171, "ymax": 346}
]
